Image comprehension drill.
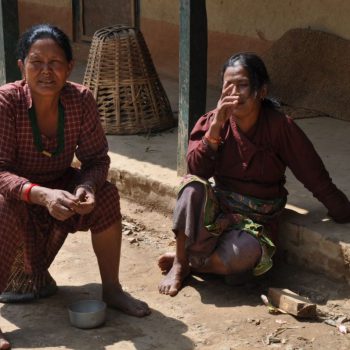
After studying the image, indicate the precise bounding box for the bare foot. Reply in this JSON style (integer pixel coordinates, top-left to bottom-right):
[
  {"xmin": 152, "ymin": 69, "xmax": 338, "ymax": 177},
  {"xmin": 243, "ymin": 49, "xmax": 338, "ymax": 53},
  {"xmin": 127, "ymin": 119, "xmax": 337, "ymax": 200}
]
[
  {"xmin": 157, "ymin": 252, "xmax": 175, "ymax": 273},
  {"xmin": 0, "ymin": 329, "xmax": 10, "ymax": 350},
  {"xmin": 103, "ymin": 285, "xmax": 151, "ymax": 317},
  {"xmin": 158, "ymin": 260, "xmax": 190, "ymax": 297}
]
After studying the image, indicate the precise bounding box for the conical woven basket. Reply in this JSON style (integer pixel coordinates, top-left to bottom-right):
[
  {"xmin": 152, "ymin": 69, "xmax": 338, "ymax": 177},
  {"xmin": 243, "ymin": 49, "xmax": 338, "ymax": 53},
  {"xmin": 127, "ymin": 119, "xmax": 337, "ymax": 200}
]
[{"xmin": 83, "ymin": 25, "xmax": 176, "ymax": 134}]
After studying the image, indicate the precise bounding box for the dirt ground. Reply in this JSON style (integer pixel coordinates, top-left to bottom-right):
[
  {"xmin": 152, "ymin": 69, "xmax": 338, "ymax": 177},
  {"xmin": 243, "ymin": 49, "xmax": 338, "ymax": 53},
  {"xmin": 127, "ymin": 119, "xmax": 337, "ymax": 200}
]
[{"xmin": 1, "ymin": 197, "xmax": 350, "ymax": 350}]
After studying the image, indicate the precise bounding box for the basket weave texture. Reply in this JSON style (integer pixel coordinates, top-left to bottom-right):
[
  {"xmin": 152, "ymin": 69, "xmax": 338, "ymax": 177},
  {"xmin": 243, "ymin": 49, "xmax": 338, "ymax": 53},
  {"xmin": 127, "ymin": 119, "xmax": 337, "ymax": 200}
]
[{"xmin": 83, "ymin": 25, "xmax": 175, "ymax": 134}]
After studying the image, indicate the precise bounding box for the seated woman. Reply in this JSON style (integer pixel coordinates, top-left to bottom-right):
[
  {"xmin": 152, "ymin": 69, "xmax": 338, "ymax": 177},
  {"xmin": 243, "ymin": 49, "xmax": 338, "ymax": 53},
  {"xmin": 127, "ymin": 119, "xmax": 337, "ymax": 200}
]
[
  {"xmin": 0, "ymin": 24, "xmax": 150, "ymax": 319},
  {"xmin": 158, "ymin": 52, "xmax": 350, "ymax": 296}
]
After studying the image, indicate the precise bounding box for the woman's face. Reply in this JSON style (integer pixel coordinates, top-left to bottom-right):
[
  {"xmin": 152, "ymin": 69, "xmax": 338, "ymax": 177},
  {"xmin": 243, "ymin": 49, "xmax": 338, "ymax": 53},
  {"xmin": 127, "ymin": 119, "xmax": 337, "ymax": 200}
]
[
  {"xmin": 18, "ymin": 38, "xmax": 73, "ymax": 99},
  {"xmin": 222, "ymin": 63, "xmax": 265, "ymax": 120}
]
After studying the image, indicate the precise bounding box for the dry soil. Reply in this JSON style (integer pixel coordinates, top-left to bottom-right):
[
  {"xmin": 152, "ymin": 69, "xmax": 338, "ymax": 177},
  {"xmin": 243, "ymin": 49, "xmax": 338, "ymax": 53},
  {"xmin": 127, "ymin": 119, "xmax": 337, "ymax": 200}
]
[{"xmin": 1, "ymin": 198, "xmax": 350, "ymax": 350}]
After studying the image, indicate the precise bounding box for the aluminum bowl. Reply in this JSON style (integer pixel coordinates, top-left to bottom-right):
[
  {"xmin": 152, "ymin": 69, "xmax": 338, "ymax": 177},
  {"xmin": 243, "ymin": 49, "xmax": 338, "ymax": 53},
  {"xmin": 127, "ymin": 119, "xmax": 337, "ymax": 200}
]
[{"xmin": 68, "ymin": 299, "xmax": 106, "ymax": 329}]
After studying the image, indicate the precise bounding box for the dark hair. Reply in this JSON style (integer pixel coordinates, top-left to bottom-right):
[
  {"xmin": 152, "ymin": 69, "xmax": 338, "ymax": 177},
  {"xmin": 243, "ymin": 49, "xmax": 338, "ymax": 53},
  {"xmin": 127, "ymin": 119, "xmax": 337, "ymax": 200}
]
[
  {"xmin": 222, "ymin": 52, "xmax": 278, "ymax": 108},
  {"xmin": 17, "ymin": 24, "xmax": 73, "ymax": 62},
  {"xmin": 222, "ymin": 52, "xmax": 270, "ymax": 92}
]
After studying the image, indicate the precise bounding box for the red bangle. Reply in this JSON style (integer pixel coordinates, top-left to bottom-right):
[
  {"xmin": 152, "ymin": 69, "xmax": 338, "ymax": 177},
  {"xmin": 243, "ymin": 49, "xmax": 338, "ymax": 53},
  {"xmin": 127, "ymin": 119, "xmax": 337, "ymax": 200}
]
[
  {"xmin": 23, "ymin": 183, "xmax": 39, "ymax": 203},
  {"xmin": 204, "ymin": 132, "xmax": 222, "ymax": 145}
]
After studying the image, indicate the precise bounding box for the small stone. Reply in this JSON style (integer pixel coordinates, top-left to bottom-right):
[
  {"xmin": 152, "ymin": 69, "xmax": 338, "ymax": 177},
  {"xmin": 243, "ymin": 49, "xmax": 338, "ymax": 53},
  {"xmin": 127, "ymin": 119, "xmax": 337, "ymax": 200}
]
[
  {"xmin": 337, "ymin": 316, "xmax": 349, "ymax": 324},
  {"xmin": 324, "ymin": 319, "xmax": 337, "ymax": 327},
  {"xmin": 269, "ymin": 336, "xmax": 281, "ymax": 343},
  {"xmin": 276, "ymin": 319, "xmax": 287, "ymax": 324},
  {"xmin": 122, "ymin": 229, "xmax": 132, "ymax": 235},
  {"xmin": 338, "ymin": 325, "xmax": 347, "ymax": 334}
]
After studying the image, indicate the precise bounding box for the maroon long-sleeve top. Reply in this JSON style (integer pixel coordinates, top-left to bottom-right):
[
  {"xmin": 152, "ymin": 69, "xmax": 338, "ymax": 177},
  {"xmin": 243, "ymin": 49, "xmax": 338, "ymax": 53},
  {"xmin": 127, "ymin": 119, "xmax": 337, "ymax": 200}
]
[
  {"xmin": 0, "ymin": 80, "xmax": 110, "ymax": 199},
  {"xmin": 187, "ymin": 105, "xmax": 350, "ymax": 223}
]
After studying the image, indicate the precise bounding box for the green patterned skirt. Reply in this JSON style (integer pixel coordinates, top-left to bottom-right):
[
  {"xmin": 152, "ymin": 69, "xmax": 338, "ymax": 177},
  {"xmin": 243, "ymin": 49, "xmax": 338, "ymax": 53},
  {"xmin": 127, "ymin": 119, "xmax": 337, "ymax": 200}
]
[{"xmin": 178, "ymin": 175, "xmax": 286, "ymax": 276}]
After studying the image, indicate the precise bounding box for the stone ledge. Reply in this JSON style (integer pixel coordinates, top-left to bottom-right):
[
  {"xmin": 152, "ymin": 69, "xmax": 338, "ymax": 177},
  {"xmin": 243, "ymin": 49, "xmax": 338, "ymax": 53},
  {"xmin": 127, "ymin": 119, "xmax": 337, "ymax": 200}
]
[
  {"xmin": 108, "ymin": 166, "xmax": 177, "ymax": 214},
  {"xmin": 109, "ymin": 166, "xmax": 350, "ymax": 285},
  {"xmin": 279, "ymin": 209, "xmax": 350, "ymax": 284}
]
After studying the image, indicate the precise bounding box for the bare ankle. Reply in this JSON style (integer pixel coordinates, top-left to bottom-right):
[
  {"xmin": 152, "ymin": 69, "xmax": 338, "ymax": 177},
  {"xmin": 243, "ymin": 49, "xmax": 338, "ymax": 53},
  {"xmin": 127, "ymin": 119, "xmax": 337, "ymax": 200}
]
[{"xmin": 102, "ymin": 281, "xmax": 122, "ymax": 293}]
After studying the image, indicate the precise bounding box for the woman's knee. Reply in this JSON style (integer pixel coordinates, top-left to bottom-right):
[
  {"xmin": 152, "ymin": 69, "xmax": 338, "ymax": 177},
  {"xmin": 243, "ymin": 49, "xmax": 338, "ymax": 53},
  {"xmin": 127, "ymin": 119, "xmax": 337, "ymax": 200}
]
[
  {"xmin": 180, "ymin": 182, "xmax": 206, "ymax": 200},
  {"xmin": 197, "ymin": 252, "xmax": 233, "ymax": 275},
  {"xmin": 95, "ymin": 182, "xmax": 120, "ymax": 210},
  {"xmin": 175, "ymin": 182, "xmax": 206, "ymax": 214},
  {"xmin": 89, "ymin": 182, "xmax": 121, "ymax": 233},
  {"xmin": 215, "ymin": 231, "xmax": 262, "ymax": 275}
]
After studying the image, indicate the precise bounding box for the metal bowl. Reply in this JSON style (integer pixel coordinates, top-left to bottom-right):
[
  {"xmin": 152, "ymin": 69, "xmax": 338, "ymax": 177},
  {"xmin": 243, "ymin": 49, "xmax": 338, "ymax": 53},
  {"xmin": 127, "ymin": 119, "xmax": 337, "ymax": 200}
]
[{"xmin": 68, "ymin": 299, "xmax": 106, "ymax": 329}]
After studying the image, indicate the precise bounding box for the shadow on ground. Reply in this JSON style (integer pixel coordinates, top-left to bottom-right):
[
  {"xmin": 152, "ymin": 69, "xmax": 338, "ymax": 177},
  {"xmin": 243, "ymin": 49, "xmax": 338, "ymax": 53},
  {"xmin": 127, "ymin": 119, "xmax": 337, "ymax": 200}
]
[
  {"xmin": 186, "ymin": 261, "xmax": 350, "ymax": 309},
  {"xmin": 1, "ymin": 283, "xmax": 193, "ymax": 350}
]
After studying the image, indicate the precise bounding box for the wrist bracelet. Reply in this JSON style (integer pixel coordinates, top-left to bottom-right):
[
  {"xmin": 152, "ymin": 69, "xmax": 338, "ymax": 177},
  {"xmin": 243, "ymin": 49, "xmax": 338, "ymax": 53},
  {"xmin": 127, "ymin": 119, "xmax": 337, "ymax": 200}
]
[
  {"xmin": 23, "ymin": 183, "xmax": 39, "ymax": 203},
  {"xmin": 204, "ymin": 132, "xmax": 222, "ymax": 145}
]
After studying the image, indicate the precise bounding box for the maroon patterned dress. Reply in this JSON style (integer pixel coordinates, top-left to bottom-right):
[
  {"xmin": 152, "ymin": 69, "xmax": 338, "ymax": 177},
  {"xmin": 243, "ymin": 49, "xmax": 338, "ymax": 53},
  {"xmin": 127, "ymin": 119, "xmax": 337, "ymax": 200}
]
[{"xmin": 0, "ymin": 80, "xmax": 121, "ymax": 294}]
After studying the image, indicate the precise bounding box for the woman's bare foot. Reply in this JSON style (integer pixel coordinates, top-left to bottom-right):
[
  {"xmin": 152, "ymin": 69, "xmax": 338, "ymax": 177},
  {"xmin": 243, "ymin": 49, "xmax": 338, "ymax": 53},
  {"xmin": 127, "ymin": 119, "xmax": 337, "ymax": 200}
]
[
  {"xmin": 0, "ymin": 329, "xmax": 10, "ymax": 350},
  {"xmin": 158, "ymin": 260, "xmax": 191, "ymax": 297},
  {"xmin": 157, "ymin": 252, "xmax": 175, "ymax": 273},
  {"xmin": 103, "ymin": 284, "xmax": 151, "ymax": 317}
]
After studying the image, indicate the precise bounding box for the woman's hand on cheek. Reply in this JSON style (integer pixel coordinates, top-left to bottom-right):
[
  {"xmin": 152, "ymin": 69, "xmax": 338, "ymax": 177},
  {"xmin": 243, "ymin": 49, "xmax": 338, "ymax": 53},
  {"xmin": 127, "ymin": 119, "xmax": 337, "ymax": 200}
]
[{"xmin": 214, "ymin": 81, "xmax": 239, "ymax": 126}]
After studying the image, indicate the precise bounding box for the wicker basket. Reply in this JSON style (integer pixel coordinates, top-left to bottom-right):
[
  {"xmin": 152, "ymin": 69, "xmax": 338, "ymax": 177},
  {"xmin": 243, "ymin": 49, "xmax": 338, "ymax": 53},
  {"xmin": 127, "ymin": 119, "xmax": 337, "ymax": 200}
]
[{"xmin": 83, "ymin": 25, "xmax": 176, "ymax": 134}]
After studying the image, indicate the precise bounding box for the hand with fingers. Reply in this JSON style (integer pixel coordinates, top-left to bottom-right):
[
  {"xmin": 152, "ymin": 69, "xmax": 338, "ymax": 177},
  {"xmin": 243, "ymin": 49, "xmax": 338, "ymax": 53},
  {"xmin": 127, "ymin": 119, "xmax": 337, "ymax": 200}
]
[
  {"xmin": 44, "ymin": 189, "xmax": 80, "ymax": 221},
  {"xmin": 213, "ymin": 81, "xmax": 240, "ymax": 127},
  {"xmin": 73, "ymin": 185, "xmax": 96, "ymax": 215},
  {"xmin": 204, "ymin": 81, "xmax": 239, "ymax": 149}
]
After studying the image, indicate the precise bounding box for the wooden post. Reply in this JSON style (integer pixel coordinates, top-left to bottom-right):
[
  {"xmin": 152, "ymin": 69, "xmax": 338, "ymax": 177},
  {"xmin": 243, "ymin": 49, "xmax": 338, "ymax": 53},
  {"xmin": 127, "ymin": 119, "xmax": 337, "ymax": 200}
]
[
  {"xmin": 72, "ymin": 0, "xmax": 81, "ymax": 42},
  {"xmin": 0, "ymin": 0, "xmax": 20, "ymax": 85},
  {"xmin": 177, "ymin": 0, "xmax": 207, "ymax": 176}
]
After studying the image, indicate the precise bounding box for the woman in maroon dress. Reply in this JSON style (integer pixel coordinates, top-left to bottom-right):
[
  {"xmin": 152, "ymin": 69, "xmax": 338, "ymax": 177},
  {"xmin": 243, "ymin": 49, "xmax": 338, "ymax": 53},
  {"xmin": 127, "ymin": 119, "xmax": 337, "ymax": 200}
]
[
  {"xmin": 158, "ymin": 52, "xmax": 350, "ymax": 297},
  {"xmin": 0, "ymin": 25, "xmax": 150, "ymax": 344}
]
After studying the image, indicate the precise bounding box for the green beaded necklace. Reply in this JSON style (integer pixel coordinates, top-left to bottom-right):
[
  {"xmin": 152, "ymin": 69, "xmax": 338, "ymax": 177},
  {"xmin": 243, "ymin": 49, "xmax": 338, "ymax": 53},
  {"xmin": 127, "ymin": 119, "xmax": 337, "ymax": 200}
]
[{"xmin": 28, "ymin": 102, "xmax": 65, "ymax": 157}]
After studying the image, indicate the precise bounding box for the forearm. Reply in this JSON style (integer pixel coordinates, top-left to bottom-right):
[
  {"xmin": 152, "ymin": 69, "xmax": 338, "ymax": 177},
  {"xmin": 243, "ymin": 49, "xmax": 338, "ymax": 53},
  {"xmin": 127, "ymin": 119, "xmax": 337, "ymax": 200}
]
[
  {"xmin": 0, "ymin": 170, "xmax": 29, "ymax": 200},
  {"xmin": 204, "ymin": 121, "xmax": 223, "ymax": 151},
  {"xmin": 21, "ymin": 183, "xmax": 50, "ymax": 206},
  {"xmin": 78, "ymin": 160, "xmax": 109, "ymax": 191},
  {"xmin": 314, "ymin": 182, "xmax": 350, "ymax": 223},
  {"xmin": 187, "ymin": 140, "xmax": 218, "ymax": 178},
  {"xmin": 187, "ymin": 112, "xmax": 224, "ymax": 177}
]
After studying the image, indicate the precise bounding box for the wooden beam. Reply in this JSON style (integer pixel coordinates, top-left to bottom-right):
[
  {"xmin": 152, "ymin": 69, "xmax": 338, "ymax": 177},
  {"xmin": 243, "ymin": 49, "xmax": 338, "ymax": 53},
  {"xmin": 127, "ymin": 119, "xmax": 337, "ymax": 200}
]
[
  {"xmin": 0, "ymin": 0, "xmax": 20, "ymax": 84},
  {"xmin": 268, "ymin": 288, "xmax": 317, "ymax": 318},
  {"xmin": 133, "ymin": 0, "xmax": 140, "ymax": 29},
  {"xmin": 177, "ymin": 0, "xmax": 207, "ymax": 176},
  {"xmin": 72, "ymin": 0, "xmax": 81, "ymax": 42}
]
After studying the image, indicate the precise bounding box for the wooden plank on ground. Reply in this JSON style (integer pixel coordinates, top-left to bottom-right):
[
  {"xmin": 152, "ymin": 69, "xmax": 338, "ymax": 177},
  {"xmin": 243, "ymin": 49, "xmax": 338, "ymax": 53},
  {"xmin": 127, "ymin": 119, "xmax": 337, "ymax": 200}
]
[{"xmin": 268, "ymin": 287, "xmax": 317, "ymax": 318}]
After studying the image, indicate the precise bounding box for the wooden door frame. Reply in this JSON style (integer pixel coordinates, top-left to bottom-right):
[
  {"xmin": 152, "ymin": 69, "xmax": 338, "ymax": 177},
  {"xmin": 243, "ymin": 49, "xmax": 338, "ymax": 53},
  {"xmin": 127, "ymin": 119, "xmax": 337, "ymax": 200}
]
[{"xmin": 76, "ymin": 0, "xmax": 139, "ymax": 42}]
